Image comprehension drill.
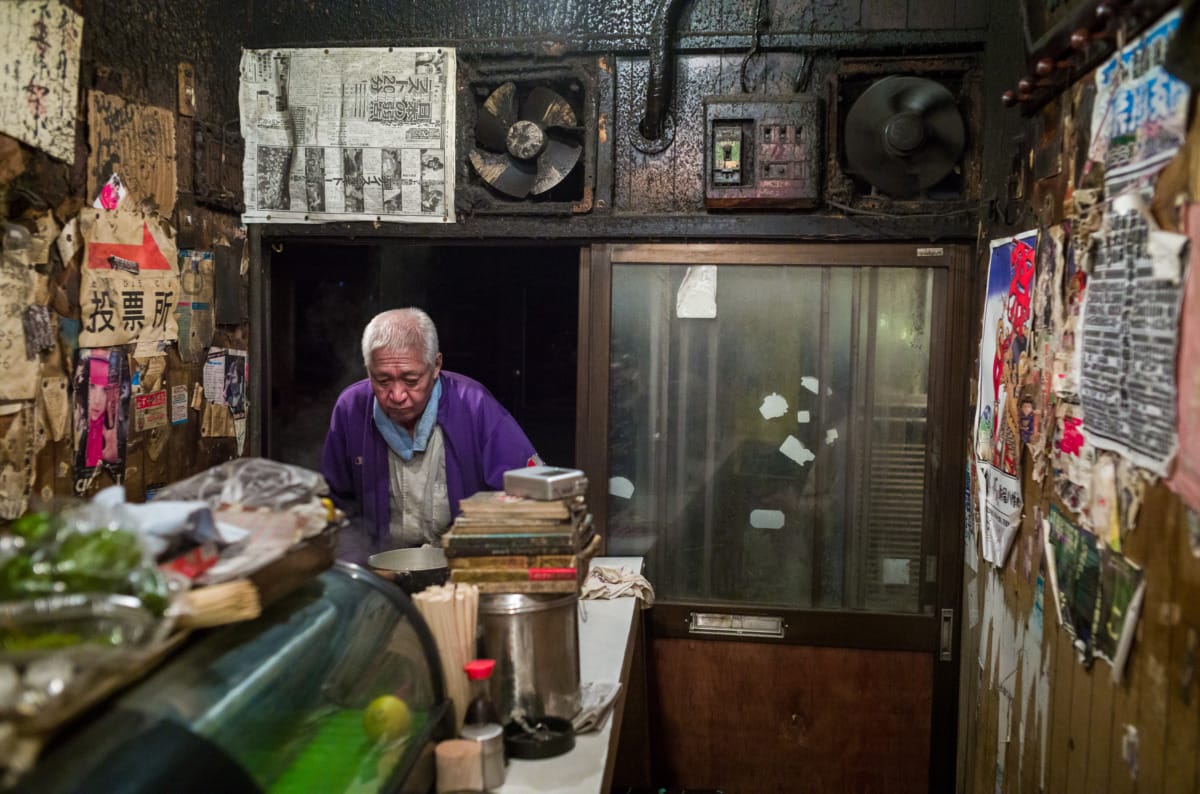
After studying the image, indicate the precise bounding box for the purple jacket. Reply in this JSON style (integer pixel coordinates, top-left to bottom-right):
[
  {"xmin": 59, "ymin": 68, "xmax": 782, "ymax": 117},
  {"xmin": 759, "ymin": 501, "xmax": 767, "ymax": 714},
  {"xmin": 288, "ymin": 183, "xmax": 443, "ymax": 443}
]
[{"xmin": 321, "ymin": 370, "xmax": 537, "ymax": 562}]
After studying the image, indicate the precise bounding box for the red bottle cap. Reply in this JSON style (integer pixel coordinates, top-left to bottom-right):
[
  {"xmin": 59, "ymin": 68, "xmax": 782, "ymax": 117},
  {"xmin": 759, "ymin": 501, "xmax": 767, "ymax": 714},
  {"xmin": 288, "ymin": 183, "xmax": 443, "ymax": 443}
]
[{"xmin": 464, "ymin": 659, "xmax": 496, "ymax": 680}]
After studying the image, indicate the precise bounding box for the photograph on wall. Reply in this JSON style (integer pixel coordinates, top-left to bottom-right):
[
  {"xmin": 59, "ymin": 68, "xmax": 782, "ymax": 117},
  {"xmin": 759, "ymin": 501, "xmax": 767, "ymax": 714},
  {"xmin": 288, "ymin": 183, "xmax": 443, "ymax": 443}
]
[
  {"xmin": 72, "ymin": 347, "xmax": 131, "ymax": 487},
  {"xmin": 239, "ymin": 47, "xmax": 456, "ymax": 224},
  {"xmin": 224, "ymin": 350, "xmax": 247, "ymax": 420},
  {"xmin": 974, "ymin": 229, "xmax": 1038, "ymax": 566}
]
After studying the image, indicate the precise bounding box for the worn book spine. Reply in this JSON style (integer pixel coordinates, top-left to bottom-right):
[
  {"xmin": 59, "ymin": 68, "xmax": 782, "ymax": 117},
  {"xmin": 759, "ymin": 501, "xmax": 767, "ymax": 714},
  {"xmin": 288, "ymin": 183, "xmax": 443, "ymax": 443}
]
[
  {"xmin": 443, "ymin": 532, "xmax": 581, "ymax": 557},
  {"xmin": 448, "ymin": 520, "xmax": 574, "ymax": 535},
  {"xmin": 450, "ymin": 567, "xmax": 577, "ymax": 583},
  {"xmin": 448, "ymin": 553, "xmax": 577, "ymax": 569},
  {"xmin": 470, "ymin": 579, "xmax": 578, "ymax": 594}
]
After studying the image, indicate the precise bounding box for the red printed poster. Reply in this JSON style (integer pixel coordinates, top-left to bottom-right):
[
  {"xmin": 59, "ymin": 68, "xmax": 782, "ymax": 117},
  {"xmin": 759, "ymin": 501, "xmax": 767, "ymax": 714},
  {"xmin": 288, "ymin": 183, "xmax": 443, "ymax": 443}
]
[
  {"xmin": 974, "ymin": 229, "xmax": 1038, "ymax": 566},
  {"xmin": 134, "ymin": 389, "xmax": 168, "ymax": 432}
]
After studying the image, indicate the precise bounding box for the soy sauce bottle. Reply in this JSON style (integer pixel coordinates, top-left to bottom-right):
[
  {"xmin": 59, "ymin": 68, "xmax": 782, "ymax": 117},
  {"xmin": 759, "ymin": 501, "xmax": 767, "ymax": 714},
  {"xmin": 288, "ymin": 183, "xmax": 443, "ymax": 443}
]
[{"xmin": 463, "ymin": 658, "xmax": 501, "ymax": 726}]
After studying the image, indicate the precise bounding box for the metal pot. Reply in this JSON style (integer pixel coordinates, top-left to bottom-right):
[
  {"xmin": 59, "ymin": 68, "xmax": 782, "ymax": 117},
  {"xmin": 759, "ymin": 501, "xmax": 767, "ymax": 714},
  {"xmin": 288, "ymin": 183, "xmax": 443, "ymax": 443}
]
[
  {"xmin": 367, "ymin": 546, "xmax": 450, "ymax": 595},
  {"xmin": 479, "ymin": 593, "xmax": 580, "ymax": 722}
]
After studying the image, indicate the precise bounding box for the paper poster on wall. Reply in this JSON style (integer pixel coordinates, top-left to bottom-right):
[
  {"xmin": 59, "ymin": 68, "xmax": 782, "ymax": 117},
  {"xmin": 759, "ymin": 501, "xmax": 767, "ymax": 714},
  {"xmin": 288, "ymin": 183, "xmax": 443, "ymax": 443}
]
[
  {"xmin": 79, "ymin": 206, "xmax": 180, "ymax": 348},
  {"xmin": 0, "ymin": 1, "xmax": 82, "ymax": 162},
  {"xmin": 239, "ymin": 47, "xmax": 456, "ymax": 224},
  {"xmin": 170, "ymin": 384, "xmax": 189, "ymax": 425},
  {"xmin": 176, "ymin": 249, "xmax": 215, "ymax": 364},
  {"xmin": 1052, "ymin": 222, "xmax": 1088, "ymax": 401},
  {"xmin": 224, "ymin": 350, "xmax": 247, "ymax": 420},
  {"xmin": 134, "ymin": 389, "xmax": 168, "ymax": 432},
  {"xmin": 974, "ymin": 229, "xmax": 1038, "ymax": 566},
  {"xmin": 1025, "ymin": 226, "xmax": 1064, "ymax": 481},
  {"xmin": 87, "ymin": 91, "xmax": 178, "ymax": 215},
  {"xmin": 0, "ymin": 240, "xmax": 41, "ymax": 401},
  {"xmin": 1090, "ymin": 8, "xmax": 1190, "ymax": 193},
  {"xmin": 1044, "ymin": 504, "xmax": 1145, "ymax": 679},
  {"xmin": 1079, "ymin": 195, "xmax": 1183, "ymax": 477},
  {"xmin": 72, "ymin": 348, "xmax": 131, "ymax": 489},
  {"xmin": 1169, "ymin": 203, "xmax": 1200, "ymax": 513},
  {"xmin": 1044, "ymin": 505, "xmax": 1099, "ymax": 649}
]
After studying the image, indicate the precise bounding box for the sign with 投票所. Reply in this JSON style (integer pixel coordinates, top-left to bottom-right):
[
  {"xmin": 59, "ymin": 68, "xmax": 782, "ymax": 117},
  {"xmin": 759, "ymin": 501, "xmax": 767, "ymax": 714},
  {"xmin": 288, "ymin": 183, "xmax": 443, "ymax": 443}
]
[{"xmin": 79, "ymin": 206, "xmax": 179, "ymax": 348}]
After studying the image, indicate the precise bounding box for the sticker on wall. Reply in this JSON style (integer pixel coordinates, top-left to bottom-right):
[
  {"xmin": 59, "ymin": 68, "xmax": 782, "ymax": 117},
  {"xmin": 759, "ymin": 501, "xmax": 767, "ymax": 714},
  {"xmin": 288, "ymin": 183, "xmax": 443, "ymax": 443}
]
[
  {"xmin": 748, "ymin": 509, "xmax": 784, "ymax": 530},
  {"xmin": 608, "ymin": 476, "xmax": 635, "ymax": 499},
  {"xmin": 779, "ymin": 435, "xmax": 814, "ymax": 467},
  {"xmin": 676, "ymin": 265, "xmax": 717, "ymax": 318},
  {"xmin": 758, "ymin": 392, "xmax": 787, "ymax": 420}
]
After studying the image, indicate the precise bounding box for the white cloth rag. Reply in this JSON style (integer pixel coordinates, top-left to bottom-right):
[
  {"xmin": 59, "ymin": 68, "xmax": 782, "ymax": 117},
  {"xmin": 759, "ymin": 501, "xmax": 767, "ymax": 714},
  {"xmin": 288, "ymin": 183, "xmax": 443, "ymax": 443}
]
[{"xmin": 580, "ymin": 566, "xmax": 655, "ymax": 608}]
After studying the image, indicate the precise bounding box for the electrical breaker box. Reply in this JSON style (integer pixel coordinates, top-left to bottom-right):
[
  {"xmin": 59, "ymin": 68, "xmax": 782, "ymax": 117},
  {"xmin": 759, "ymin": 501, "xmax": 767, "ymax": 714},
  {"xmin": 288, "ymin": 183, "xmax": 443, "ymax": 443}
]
[{"xmin": 702, "ymin": 95, "xmax": 822, "ymax": 209}]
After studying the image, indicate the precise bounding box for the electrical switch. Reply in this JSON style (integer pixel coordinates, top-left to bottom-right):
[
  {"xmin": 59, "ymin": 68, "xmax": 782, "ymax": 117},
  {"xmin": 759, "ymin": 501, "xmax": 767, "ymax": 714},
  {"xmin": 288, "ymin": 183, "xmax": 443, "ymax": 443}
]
[{"xmin": 712, "ymin": 123, "xmax": 743, "ymax": 186}]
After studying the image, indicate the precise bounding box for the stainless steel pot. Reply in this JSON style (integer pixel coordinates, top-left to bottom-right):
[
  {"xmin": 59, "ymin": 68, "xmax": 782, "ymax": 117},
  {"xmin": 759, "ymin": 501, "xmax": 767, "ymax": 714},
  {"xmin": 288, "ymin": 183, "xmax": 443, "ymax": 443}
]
[{"xmin": 479, "ymin": 593, "xmax": 580, "ymax": 722}]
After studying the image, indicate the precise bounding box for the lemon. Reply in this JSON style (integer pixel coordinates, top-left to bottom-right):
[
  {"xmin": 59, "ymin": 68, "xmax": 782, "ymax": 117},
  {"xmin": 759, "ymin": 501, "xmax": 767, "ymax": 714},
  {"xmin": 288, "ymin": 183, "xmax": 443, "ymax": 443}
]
[{"xmin": 363, "ymin": 695, "xmax": 412, "ymax": 743}]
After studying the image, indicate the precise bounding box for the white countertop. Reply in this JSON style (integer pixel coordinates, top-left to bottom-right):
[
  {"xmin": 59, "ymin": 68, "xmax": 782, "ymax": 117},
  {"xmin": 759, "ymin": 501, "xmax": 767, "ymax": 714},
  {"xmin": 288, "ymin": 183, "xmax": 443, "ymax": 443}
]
[{"xmin": 492, "ymin": 557, "xmax": 644, "ymax": 794}]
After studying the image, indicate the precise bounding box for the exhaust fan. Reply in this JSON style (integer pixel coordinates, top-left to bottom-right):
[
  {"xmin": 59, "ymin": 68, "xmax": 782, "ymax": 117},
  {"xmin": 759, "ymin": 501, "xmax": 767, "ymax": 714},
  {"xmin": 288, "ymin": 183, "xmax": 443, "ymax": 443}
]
[
  {"xmin": 468, "ymin": 82, "xmax": 584, "ymax": 199},
  {"xmin": 843, "ymin": 75, "xmax": 965, "ymax": 199}
]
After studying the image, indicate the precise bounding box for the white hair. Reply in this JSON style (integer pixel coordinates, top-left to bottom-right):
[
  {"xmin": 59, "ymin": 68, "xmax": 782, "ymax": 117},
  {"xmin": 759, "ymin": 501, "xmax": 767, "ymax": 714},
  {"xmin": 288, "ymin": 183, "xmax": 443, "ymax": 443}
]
[{"xmin": 361, "ymin": 308, "xmax": 440, "ymax": 369}]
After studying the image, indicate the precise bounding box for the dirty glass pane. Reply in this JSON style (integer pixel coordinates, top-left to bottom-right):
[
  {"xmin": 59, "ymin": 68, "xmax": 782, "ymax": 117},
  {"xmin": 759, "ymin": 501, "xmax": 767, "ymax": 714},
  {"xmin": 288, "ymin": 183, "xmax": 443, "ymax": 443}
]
[{"xmin": 605, "ymin": 263, "xmax": 934, "ymax": 613}]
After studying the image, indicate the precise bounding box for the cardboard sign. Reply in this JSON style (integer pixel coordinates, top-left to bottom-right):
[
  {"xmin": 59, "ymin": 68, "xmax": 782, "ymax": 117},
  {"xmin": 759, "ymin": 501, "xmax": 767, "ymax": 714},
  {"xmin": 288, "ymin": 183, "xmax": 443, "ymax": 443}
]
[{"xmin": 79, "ymin": 206, "xmax": 180, "ymax": 348}]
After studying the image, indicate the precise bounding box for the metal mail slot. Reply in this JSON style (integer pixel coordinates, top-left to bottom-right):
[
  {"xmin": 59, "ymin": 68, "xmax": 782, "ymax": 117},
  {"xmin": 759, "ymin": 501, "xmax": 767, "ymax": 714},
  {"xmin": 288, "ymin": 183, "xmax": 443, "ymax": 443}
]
[{"xmin": 688, "ymin": 611, "xmax": 785, "ymax": 639}]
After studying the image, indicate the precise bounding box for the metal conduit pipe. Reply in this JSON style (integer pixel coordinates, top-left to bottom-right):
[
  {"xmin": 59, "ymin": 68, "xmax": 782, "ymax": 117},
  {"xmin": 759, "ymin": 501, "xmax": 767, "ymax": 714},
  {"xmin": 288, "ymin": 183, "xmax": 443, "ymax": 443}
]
[{"xmin": 638, "ymin": 0, "xmax": 689, "ymax": 142}]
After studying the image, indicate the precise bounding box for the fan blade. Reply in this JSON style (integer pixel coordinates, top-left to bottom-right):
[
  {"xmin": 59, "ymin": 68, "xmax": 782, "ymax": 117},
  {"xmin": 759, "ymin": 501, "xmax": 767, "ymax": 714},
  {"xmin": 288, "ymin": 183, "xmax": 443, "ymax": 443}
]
[
  {"xmin": 469, "ymin": 148, "xmax": 536, "ymax": 198},
  {"xmin": 843, "ymin": 75, "xmax": 965, "ymax": 197},
  {"xmin": 482, "ymin": 82, "xmax": 518, "ymax": 128},
  {"xmin": 530, "ymin": 136, "xmax": 583, "ymax": 195},
  {"xmin": 476, "ymin": 108, "xmax": 511, "ymax": 152},
  {"xmin": 523, "ymin": 86, "xmax": 577, "ymax": 128}
]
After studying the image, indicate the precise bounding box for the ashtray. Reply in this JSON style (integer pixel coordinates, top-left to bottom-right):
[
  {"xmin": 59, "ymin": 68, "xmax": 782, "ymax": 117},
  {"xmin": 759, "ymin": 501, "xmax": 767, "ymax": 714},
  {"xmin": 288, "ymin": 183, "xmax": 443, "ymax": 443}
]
[{"xmin": 502, "ymin": 715, "xmax": 575, "ymax": 759}]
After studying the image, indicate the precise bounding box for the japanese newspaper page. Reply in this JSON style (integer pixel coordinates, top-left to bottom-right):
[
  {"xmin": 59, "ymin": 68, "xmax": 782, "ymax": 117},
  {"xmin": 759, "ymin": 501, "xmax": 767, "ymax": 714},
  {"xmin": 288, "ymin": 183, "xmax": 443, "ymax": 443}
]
[
  {"xmin": 1080, "ymin": 10, "xmax": 1190, "ymax": 478},
  {"xmin": 239, "ymin": 47, "xmax": 455, "ymax": 224}
]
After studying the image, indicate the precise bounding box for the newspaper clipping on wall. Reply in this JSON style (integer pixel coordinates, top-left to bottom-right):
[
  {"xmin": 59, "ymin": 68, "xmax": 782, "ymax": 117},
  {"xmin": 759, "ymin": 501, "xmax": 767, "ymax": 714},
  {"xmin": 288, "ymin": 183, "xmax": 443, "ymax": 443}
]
[{"xmin": 239, "ymin": 47, "xmax": 456, "ymax": 224}]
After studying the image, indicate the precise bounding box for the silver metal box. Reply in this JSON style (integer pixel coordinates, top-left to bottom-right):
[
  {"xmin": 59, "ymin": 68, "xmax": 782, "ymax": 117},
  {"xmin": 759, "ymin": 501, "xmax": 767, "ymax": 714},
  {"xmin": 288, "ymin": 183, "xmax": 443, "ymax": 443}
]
[{"xmin": 503, "ymin": 466, "xmax": 588, "ymax": 501}]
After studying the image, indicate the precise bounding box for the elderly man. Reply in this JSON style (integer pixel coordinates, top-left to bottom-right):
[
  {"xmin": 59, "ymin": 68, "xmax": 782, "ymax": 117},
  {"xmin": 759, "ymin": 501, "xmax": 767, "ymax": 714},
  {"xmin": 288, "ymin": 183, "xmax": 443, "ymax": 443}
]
[{"xmin": 321, "ymin": 307, "xmax": 540, "ymax": 562}]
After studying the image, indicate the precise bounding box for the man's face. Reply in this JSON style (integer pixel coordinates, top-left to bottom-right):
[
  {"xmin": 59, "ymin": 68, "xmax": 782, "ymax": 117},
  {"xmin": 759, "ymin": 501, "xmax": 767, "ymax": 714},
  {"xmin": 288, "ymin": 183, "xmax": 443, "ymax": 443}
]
[{"xmin": 369, "ymin": 346, "xmax": 442, "ymax": 430}]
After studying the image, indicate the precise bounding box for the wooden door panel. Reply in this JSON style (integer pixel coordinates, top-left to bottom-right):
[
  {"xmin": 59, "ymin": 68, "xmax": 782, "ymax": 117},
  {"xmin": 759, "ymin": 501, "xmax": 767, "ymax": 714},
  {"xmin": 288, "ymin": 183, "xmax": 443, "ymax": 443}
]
[{"xmin": 648, "ymin": 638, "xmax": 932, "ymax": 793}]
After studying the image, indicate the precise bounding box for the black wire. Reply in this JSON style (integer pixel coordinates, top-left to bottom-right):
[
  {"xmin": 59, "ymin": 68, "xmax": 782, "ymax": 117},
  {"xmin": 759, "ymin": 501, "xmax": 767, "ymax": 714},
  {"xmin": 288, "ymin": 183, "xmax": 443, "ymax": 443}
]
[
  {"xmin": 739, "ymin": 0, "xmax": 768, "ymax": 94},
  {"xmin": 826, "ymin": 199, "xmax": 985, "ymax": 220}
]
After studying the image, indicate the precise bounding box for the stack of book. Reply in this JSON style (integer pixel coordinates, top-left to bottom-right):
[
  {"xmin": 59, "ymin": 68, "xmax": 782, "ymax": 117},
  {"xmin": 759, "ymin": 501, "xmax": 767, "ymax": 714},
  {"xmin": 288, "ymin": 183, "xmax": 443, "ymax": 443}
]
[{"xmin": 444, "ymin": 491, "xmax": 598, "ymax": 594}]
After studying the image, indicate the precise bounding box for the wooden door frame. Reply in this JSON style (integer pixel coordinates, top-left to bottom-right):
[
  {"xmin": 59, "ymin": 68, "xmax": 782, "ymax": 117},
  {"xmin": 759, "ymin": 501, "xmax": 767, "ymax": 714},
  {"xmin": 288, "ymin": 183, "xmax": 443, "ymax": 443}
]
[{"xmin": 575, "ymin": 241, "xmax": 972, "ymax": 791}]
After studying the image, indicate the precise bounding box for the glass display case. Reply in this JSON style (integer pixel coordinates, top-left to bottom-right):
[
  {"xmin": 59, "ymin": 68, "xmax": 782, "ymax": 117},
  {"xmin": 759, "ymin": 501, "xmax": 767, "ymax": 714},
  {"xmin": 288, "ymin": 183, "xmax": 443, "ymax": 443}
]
[{"xmin": 19, "ymin": 563, "xmax": 451, "ymax": 794}]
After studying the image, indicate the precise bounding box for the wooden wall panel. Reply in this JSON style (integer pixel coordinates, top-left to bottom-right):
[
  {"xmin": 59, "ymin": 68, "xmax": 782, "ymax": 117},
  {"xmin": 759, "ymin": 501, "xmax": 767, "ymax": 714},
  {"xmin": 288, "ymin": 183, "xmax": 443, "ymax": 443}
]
[{"xmin": 649, "ymin": 638, "xmax": 931, "ymax": 793}]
